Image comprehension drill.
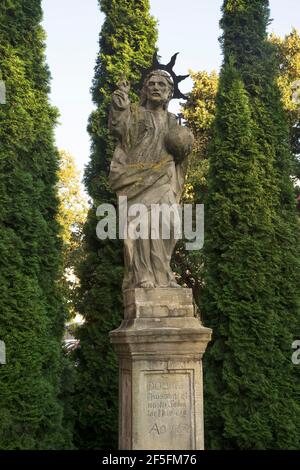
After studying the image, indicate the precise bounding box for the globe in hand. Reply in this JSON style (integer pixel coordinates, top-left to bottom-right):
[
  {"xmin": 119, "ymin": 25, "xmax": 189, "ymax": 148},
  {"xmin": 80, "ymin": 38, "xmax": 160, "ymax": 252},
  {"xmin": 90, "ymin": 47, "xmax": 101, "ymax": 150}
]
[{"xmin": 165, "ymin": 125, "xmax": 194, "ymax": 163}]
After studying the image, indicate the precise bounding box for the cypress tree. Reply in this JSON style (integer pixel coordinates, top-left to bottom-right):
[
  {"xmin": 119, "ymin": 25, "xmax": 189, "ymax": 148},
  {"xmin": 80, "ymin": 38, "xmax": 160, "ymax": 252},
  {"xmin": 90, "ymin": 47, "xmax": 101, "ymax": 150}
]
[
  {"xmin": 202, "ymin": 0, "xmax": 300, "ymax": 449},
  {"xmin": 0, "ymin": 1, "xmax": 71, "ymax": 449},
  {"xmin": 73, "ymin": 0, "xmax": 157, "ymax": 450}
]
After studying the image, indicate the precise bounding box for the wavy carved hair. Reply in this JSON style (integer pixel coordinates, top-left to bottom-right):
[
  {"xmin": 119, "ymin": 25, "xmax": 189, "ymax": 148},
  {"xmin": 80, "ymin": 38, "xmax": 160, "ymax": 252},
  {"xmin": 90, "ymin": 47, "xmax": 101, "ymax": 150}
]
[{"xmin": 140, "ymin": 70, "xmax": 174, "ymax": 110}]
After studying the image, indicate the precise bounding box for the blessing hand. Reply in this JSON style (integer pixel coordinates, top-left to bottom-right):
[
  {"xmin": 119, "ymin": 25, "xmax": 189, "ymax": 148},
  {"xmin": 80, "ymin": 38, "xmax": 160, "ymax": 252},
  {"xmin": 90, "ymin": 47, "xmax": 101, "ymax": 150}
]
[{"xmin": 117, "ymin": 76, "xmax": 130, "ymax": 94}]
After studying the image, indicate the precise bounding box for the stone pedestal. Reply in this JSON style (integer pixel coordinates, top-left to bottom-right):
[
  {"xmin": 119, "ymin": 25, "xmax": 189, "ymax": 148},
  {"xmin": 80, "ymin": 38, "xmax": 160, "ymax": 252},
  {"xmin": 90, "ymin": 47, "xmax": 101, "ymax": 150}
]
[{"xmin": 110, "ymin": 288, "xmax": 212, "ymax": 450}]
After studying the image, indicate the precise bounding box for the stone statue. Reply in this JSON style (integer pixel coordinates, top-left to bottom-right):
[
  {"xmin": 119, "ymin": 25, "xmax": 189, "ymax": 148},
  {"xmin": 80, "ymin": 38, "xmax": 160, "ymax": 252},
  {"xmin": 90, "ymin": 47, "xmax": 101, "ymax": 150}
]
[{"xmin": 108, "ymin": 63, "xmax": 194, "ymax": 290}]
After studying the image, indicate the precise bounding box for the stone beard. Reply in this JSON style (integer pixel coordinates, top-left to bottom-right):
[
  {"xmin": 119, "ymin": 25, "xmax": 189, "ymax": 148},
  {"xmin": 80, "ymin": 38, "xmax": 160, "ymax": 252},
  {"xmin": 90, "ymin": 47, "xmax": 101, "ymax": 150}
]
[{"xmin": 108, "ymin": 71, "xmax": 194, "ymax": 290}]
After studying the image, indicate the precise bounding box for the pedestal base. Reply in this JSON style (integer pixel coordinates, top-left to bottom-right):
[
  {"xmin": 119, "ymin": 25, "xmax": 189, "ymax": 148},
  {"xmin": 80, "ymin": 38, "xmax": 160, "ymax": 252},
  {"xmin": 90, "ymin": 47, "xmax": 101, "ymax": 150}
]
[{"xmin": 110, "ymin": 288, "xmax": 212, "ymax": 450}]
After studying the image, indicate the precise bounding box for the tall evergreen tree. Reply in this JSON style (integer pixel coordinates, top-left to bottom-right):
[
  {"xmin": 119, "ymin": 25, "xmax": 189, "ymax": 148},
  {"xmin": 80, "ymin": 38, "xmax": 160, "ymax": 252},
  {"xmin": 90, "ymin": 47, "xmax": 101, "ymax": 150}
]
[
  {"xmin": 202, "ymin": 0, "xmax": 300, "ymax": 449},
  {"xmin": 0, "ymin": 1, "xmax": 71, "ymax": 449},
  {"xmin": 73, "ymin": 0, "xmax": 157, "ymax": 450},
  {"xmin": 179, "ymin": 29, "xmax": 300, "ymax": 300}
]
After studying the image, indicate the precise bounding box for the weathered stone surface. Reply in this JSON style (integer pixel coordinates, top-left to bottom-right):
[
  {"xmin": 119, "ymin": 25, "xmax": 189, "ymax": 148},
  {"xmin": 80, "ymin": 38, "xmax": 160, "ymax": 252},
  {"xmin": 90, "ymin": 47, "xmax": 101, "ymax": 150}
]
[
  {"xmin": 108, "ymin": 63, "xmax": 210, "ymax": 450},
  {"xmin": 123, "ymin": 288, "xmax": 195, "ymax": 319},
  {"xmin": 108, "ymin": 71, "xmax": 194, "ymax": 290},
  {"xmin": 110, "ymin": 288, "xmax": 212, "ymax": 450}
]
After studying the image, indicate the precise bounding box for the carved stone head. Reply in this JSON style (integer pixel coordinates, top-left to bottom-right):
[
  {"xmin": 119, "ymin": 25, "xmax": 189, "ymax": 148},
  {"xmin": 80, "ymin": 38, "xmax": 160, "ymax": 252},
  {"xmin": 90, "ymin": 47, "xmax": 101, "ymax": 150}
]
[{"xmin": 140, "ymin": 70, "xmax": 174, "ymax": 110}]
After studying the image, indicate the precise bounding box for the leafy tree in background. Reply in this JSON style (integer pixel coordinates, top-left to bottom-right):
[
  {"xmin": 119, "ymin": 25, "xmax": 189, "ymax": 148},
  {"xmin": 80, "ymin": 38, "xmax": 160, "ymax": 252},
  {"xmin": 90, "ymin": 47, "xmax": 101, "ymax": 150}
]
[
  {"xmin": 56, "ymin": 151, "xmax": 88, "ymax": 438},
  {"xmin": 202, "ymin": 0, "xmax": 300, "ymax": 449},
  {"xmin": 57, "ymin": 150, "xmax": 88, "ymax": 319},
  {"xmin": 171, "ymin": 71, "xmax": 218, "ymax": 299},
  {"xmin": 0, "ymin": 0, "xmax": 71, "ymax": 449},
  {"xmin": 73, "ymin": 0, "xmax": 157, "ymax": 450},
  {"xmin": 184, "ymin": 71, "xmax": 218, "ymax": 159},
  {"xmin": 184, "ymin": 30, "xmax": 300, "ymax": 200},
  {"xmin": 270, "ymin": 29, "xmax": 300, "ymax": 206},
  {"xmin": 271, "ymin": 28, "xmax": 300, "ymax": 179}
]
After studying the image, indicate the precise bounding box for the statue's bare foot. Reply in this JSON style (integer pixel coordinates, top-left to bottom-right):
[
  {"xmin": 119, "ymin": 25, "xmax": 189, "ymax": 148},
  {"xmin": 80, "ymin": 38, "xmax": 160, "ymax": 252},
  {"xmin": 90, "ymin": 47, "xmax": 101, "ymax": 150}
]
[
  {"xmin": 139, "ymin": 281, "xmax": 155, "ymax": 288},
  {"xmin": 169, "ymin": 281, "xmax": 182, "ymax": 288}
]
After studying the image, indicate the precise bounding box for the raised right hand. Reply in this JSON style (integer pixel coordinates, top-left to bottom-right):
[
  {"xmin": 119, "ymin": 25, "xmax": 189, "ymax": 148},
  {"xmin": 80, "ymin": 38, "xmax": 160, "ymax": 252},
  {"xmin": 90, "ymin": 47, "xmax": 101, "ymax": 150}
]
[{"xmin": 117, "ymin": 76, "xmax": 130, "ymax": 94}]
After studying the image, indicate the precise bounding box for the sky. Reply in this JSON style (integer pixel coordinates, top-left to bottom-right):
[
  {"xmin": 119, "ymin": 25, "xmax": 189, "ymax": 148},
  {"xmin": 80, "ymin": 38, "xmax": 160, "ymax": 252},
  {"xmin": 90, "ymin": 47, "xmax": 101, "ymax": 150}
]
[{"xmin": 42, "ymin": 0, "xmax": 300, "ymax": 175}]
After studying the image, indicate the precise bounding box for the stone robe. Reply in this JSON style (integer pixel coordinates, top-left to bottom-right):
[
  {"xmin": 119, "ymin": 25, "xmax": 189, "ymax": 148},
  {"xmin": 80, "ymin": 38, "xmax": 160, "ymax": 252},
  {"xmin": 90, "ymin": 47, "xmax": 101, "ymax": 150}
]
[{"xmin": 108, "ymin": 91, "xmax": 189, "ymax": 289}]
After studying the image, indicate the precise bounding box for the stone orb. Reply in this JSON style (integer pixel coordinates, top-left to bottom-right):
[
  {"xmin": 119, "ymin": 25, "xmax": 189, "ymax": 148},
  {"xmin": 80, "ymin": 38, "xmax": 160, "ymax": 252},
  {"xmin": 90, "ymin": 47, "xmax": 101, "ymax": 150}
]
[{"xmin": 165, "ymin": 126, "xmax": 194, "ymax": 163}]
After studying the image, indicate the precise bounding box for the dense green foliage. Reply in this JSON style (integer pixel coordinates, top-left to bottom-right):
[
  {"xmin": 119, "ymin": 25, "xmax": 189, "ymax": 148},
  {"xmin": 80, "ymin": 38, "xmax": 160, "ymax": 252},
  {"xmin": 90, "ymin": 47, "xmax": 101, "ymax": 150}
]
[
  {"xmin": 202, "ymin": 0, "xmax": 300, "ymax": 449},
  {"xmin": 0, "ymin": 1, "xmax": 71, "ymax": 449},
  {"xmin": 180, "ymin": 29, "xmax": 300, "ymax": 305},
  {"xmin": 271, "ymin": 29, "xmax": 300, "ymax": 205},
  {"xmin": 73, "ymin": 0, "xmax": 157, "ymax": 450},
  {"xmin": 270, "ymin": 29, "xmax": 300, "ymax": 180},
  {"xmin": 171, "ymin": 71, "xmax": 218, "ymax": 299}
]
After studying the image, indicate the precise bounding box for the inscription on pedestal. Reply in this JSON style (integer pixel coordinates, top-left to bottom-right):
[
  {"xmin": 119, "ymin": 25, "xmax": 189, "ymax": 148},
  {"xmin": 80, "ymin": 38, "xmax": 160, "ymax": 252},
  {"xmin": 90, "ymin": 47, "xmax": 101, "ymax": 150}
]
[
  {"xmin": 112, "ymin": 288, "xmax": 212, "ymax": 449},
  {"xmin": 140, "ymin": 371, "xmax": 194, "ymax": 450}
]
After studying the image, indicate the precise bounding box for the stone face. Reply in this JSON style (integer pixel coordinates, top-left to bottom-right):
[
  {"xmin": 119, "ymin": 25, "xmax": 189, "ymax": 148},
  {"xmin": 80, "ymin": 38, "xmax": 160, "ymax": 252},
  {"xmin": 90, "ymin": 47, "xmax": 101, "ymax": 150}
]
[{"xmin": 110, "ymin": 288, "xmax": 212, "ymax": 450}]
